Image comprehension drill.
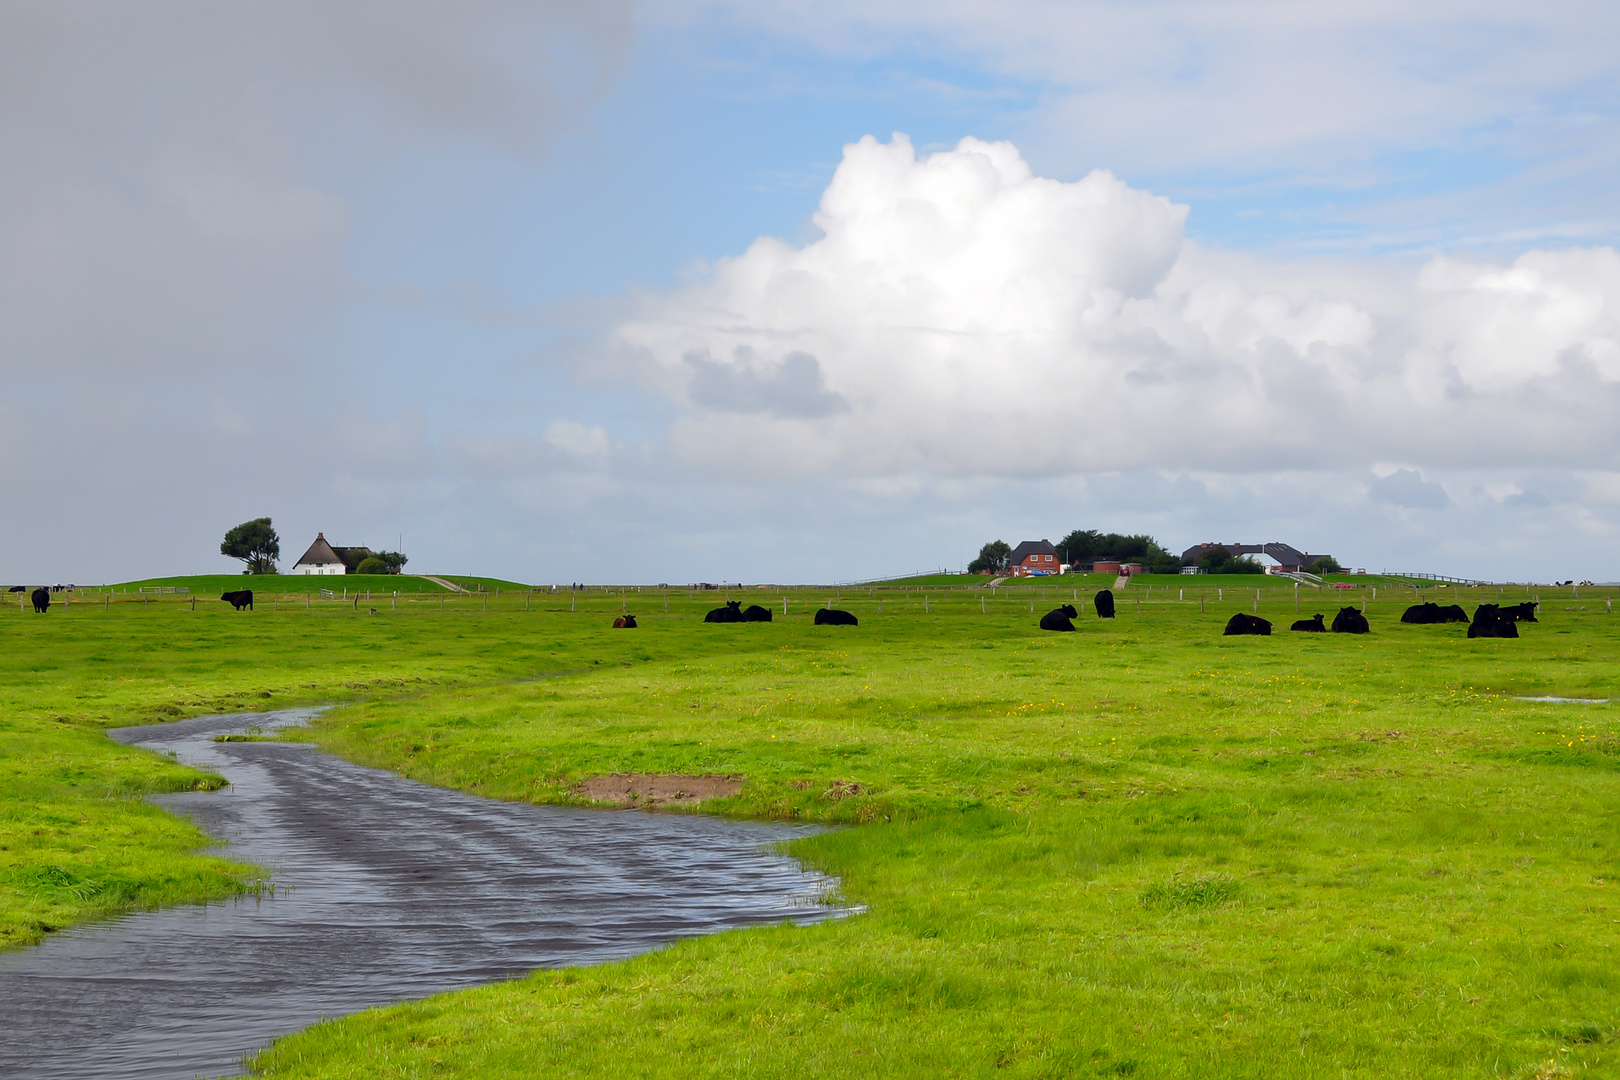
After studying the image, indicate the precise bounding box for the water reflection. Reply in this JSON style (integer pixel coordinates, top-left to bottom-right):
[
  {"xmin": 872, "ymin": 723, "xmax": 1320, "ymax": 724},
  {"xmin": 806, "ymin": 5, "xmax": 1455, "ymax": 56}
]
[{"xmin": 0, "ymin": 710, "xmax": 841, "ymax": 1080}]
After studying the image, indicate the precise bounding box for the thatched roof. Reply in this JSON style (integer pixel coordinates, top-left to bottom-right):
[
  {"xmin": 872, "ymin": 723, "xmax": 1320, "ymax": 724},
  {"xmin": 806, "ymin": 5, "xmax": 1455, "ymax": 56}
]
[{"xmin": 294, "ymin": 532, "xmax": 343, "ymax": 567}]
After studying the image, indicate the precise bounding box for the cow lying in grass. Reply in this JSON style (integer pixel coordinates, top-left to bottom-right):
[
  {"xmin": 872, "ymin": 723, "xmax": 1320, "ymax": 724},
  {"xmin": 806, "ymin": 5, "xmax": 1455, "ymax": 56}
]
[
  {"xmin": 1500, "ymin": 602, "xmax": 1538, "ymax": 622},
  {"xmin": 221, "ymin": 590, "xmax": 254, "ymax": 611},
  {"xmin": 742, "ymin": 605, "xmax": 772, "ymax": 622},
  {"xmin": 1039, "ymin": 605, "xmax": 1078, "ymax": 632},
  {"xmin": 1094, "ymin": 590, "xmax": 1116, "ymax": 618},
  {"xmin": 1400, "ymin": 602, "xmax": 1468, "ymax": 624},
  {"xmin": 1290, "ymin": 614, "xmax": 1325, "ymax": 632},
  {"xmin": 612, "ymin": 615, "xmax": 637, "ymax": 628},
  {"xmin": 704, "ymin": 601, "xmax": 744, "ymax": 623},
  {"xmin": 1332, "ymin": 607, "xmax": 1370, "ymax": 633},
  {"xmin": 1224, "ymin": 612, "xmax": 1271, "ymax": 635},
  {"xmin": 814, "ymin": 608, "xmax": 858, "ymax": 626},
  {"xmin": 1468, "ymin": 604, "xmax": 1520, "ymax": 638}
]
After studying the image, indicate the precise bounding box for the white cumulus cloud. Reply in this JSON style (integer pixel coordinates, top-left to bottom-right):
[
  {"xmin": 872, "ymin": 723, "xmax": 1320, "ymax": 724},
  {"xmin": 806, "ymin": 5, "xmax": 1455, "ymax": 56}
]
[{"xmin": 616, "ymin": 133, "xmax": 1620, "ymax": 479}]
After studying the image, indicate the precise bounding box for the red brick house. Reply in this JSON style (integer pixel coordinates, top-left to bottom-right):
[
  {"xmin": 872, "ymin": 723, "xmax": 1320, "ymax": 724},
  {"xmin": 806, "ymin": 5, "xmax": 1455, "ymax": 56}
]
[{"xmin": 1008, "ymin": 539, "xmax": 1062, "ymax": 577}]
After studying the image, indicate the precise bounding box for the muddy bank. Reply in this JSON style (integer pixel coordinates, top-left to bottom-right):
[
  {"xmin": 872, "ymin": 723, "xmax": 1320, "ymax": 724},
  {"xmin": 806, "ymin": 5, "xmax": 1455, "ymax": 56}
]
[{"xmin": 0, "ymin": 710, "xmax": 842, "ymax": 1080}]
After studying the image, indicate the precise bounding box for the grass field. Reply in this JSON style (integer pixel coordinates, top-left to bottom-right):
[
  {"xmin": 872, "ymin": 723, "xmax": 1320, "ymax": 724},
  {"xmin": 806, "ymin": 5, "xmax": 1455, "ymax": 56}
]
[{"xmin": 3, "ymin": 575, "xmax": 1617, "ymax": 1077}]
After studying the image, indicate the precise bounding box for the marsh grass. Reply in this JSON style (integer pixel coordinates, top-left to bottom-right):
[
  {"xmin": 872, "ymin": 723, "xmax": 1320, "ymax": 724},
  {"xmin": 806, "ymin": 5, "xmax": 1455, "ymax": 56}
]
[{"xmin": 3, "ymin": 577, "xmax": 1616, "ymax": 1076}]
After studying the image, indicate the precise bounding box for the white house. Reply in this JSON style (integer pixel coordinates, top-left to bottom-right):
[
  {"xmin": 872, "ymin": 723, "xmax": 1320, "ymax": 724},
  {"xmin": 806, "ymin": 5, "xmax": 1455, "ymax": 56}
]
[{"xmin": 291, "ymin": 532, "xmax": 346, "ymax": 575}]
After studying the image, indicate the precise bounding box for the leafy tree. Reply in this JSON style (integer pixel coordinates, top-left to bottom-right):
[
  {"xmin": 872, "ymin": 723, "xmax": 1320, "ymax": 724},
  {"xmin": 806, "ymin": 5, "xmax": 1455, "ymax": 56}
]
[
  {"xmin": 1196, "ymin": 547, "xmax": 1263, "ymax": 574},
  {"xmin": 1306, "ymin": 555, "xmax": 1343, "ymax": 575},
  {"xmin": 357, "ymin": 551, "xmax": 408, "ymax": 575},
  {"xmin": 221, "ymin": 518, "xmax": 280, "ymax": 575},
  {"xmin": 1059, "ymin": 529, "xmax": 1183, "ymax": 573},
  {"xmin": 967, "ymin": 540, "xmax": 1012, "ymax": 574}
]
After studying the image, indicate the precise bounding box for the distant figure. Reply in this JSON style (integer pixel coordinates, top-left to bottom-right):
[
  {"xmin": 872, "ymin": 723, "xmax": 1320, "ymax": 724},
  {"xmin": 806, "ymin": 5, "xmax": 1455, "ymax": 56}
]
[
  {"xmin": 1224, "ymin": 612, "xmax": 1271, "ymax": 636},
  {"xmin": 1468, "ymin": 604, "xmax": 1520, "ymax": 638},
  {"xmin": 1094, "ymin": 590, "xmax": 1116, "ymax": 618},
  {"xmin": 220, "ymin": 590, "xmax": 254, "ymax": 611},
  {"xmin": 741, "ymin": 605, "xmax": 773, "ymax": 622},
  {"xmin": 1331, "ymin": 606, "xmax": 1370, "ymax": 634},
  {"xmin": 1290, "ymin": 614, "xmax": 1325, "ymax": 632},
  {"xmin": 1039, "ymin": 604, "xmax": 1078, "ymax": 632},
  {"xmin": 30, "ymin": 587, "xmax": 49, "ymax": 613},
  {"xmin": 704, "ymin": 600, "xmax": 745, "ymax": 623},
  {"xmin": 814, "ymin": 608, "xmax": 859, "ymax": 626},
  {"xmin": 612, "ymin": 614, "xmax": 637, "ymax": 628},
  {"xmin": 1400, "ymin": 602, "xmax": 1467, "ymax": 625}
]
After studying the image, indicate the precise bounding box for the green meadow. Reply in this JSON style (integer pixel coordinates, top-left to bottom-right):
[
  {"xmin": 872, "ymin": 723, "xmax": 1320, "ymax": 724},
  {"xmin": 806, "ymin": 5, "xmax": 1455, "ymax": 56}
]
[{"xmin": 3, "ymin": 575, "xmax": 1618, "ymax": 1078}]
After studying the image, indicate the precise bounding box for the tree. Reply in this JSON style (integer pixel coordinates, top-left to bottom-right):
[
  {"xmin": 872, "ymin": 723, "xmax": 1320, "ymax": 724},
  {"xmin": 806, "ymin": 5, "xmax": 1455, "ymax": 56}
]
[
  {"xmin": 357, "ymin": 551, "xmax": 408, "ymax": 575},
  {"xmin": 1196, "ymin": 547, "xmax": 1263, "ymax": 574},
  {"xmin": 1306, "ymin": 555, "xmax": 1343, "ymax": 575},
  {"xmin": 221, "ymin": 518, "xmax": 280, "ymax": 575},
  {"xmin": 1059, "ymin": 529, "xmax": 1184, "ymax": 573},
  {"xmin": 967, "ymin": 540, "xmax": 1012, "ymax": 574}
]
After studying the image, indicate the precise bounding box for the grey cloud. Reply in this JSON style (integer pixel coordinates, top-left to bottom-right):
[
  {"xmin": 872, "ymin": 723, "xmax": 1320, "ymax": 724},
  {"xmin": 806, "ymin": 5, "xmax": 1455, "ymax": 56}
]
[
  {"xmin": 0, "ymin": 2, "xmax": 633, "ymax": 379},
  {"xmin": 1369, "ymin": 468, "xmax": 1450, "ymax": 509},
  {"xmin": 685, "ymin": 349, "xmax": 849, "ymax": 418}
]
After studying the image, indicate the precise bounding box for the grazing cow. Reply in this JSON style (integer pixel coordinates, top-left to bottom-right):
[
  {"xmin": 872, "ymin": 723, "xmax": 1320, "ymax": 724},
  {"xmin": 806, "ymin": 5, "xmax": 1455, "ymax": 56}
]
[
  {"xmin": 30, "ymin": 587, "xmax": 49, "ymax": 613},
  {"xmin": 1468, "ymin": 604, "xmax": 1519, "ymax": 639},
  {"xmin": 1501, "ymin": 602, "xmax": 1539, "ymax": 622},
  {"xmin": 1224, "ymin": 612, "xmax": 1272, "ymax": 636},
  {"xmin": 741, "ymin": 604, "xmax": 773, "ymax": 622},
  {"xmin": 704, "ymin": 600, "xmax": 745, "ymax": 623},
  {"xmin": 612, "ymin": 614, "xmax": 638, "ymax": 628},
  {"xmin": 814, "ymin": 608, "xmax": 859, "ymax": 626},
  {"xmin": 1331, "ymin": 606, "xmax": 1370, "ymax": 634},
  {"xmin": 1291, "ymin": 614, "xmax": 1326, "ymax": 632},
  {"xmin": 1039, "ymin": 604, "xmax": 1078, "ymax": 632},
  {"xmin": 220, "ymin": 590, "xmax": 254, "ymax": 611},
  {"xmin": 1094, "ymin": 590, "xmax": 1116, "ymax": 618},
  {"xmin": 6, "ymin": 585, "xmax": 23, "ymax": 592}
]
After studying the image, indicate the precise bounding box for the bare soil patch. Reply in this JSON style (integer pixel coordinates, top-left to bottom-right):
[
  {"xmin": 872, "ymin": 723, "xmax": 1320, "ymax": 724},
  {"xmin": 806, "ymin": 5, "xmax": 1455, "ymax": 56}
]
[{"xmin": 575, "ymin": 773, "xmax": 743, "ymax": 808}]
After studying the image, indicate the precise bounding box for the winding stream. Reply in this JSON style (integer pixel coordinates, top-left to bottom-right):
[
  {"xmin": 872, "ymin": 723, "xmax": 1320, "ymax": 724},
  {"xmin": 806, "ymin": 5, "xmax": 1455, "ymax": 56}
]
[{"xmin": 0, "ymin": 710, "xmax": 842, "ymax": 1079}]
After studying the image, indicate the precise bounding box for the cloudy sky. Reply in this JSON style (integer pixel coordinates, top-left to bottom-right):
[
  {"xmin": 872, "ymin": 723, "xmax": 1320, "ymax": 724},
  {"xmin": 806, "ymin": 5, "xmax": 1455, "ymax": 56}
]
[{"xmin": 4, "ymin": 0, "xmax": 1619, "ymax": 584}]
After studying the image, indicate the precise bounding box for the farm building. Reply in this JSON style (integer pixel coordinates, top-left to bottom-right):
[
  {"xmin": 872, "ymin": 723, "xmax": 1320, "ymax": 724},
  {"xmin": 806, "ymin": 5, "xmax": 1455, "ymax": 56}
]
[
  {"xmin": 291, "ymin": 532, "xmax": 347, "ymax": 576},
  {"xmin": 1180, "ymin": 542, "xmax": 1333, "ymax": 574},
  {"xmin": 1008, "ymin": 539, "xmax": 1063, "ymax": 577}
]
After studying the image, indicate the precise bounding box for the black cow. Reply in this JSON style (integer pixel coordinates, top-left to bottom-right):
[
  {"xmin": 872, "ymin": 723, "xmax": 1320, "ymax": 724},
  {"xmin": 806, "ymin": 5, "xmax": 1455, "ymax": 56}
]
[
  {"xmin": 1224, "ymin": 612, "xmax": 1272, "ymax": 636},
  {"xmin": 814, "ymin": 608, "xmax": 859, "ymax": 626},
  {"xmin": 741, "ymin": 604, "xmax": 773, "ymax": 622},
  {"xmin": 1039, "ymin": 604, "xmax": 1078, "ymax": 632},
  {"xmin": 6, "ymin": 585, "xmax": 23, "ymax": 592},
  {"xmin": 30, "ymin": 587, "xmax": 49, "ymax": 613},
  {"xmin": 1094, "ymin": 590, "xmax": 1116, "ymax": 618},
  {"xmin": 1331, "ymin": 606, "xmax": 1370, "ymax": 634},
  {"xmin": 704, "ymin": 600, "xmax": 744, "ymax": 623},
  {"xmin": 1501, "ymin": 602, "xmax": 1539, "ymax": 622},
  {"xmin": 1401, "ymin": 602, "xmax": 1470, "ymax": 624},
  {"xmin": 1291, "ymin": 614, "xmax": 1326, "ymax": 632},
  {"xmin": 612, "ymin": 615, "xmax": 637, "ymax": 628},
  {"xmin": 1468, "ymin": 604, "xmax": 1519, "ymax": 639},
  {"xmin": 221, "ymin": 590, "xmax": 254, "ymax": 611}
]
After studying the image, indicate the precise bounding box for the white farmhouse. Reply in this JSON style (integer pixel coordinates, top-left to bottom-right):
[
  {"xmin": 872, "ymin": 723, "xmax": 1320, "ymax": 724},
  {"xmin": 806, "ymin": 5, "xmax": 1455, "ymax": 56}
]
[{"xmin": 291, "ymin": 532, "xmax": 347, "ymax": 575}]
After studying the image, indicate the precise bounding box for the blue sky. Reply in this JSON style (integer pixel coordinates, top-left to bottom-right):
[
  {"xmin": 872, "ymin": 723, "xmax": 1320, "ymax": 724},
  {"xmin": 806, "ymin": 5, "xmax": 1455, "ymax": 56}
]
[{"xmin": 3, "ymin": 1, "xmax": 1619, "ymax": 583}]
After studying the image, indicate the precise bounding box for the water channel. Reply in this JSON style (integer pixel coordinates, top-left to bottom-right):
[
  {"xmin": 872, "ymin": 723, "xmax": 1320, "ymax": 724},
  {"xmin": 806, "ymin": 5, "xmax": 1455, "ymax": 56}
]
[{"xmin": 0, "ymin": 710, "xmax": 842, "ymax": 1079}]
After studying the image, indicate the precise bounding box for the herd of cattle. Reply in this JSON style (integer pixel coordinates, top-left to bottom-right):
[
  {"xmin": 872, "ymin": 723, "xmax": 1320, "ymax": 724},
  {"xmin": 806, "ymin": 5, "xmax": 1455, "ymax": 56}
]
[
  {"xmin": 607, "ymin": 588, "xmax": 1538, "ymax": 639},
  {"xmin": 14, "ymin": 584, "xmax": 1538, "ymax": 640},
  {"xmin": 1215, "ymin": 599, "xmax": 1536, "ymax": 638}
]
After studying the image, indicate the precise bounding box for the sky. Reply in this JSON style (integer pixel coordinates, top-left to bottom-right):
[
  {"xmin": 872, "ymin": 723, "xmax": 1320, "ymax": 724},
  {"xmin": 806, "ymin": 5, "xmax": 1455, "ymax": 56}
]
[{"xmin": 3, "ymin": 0, "xmax": 1619, "ymax": 584}]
